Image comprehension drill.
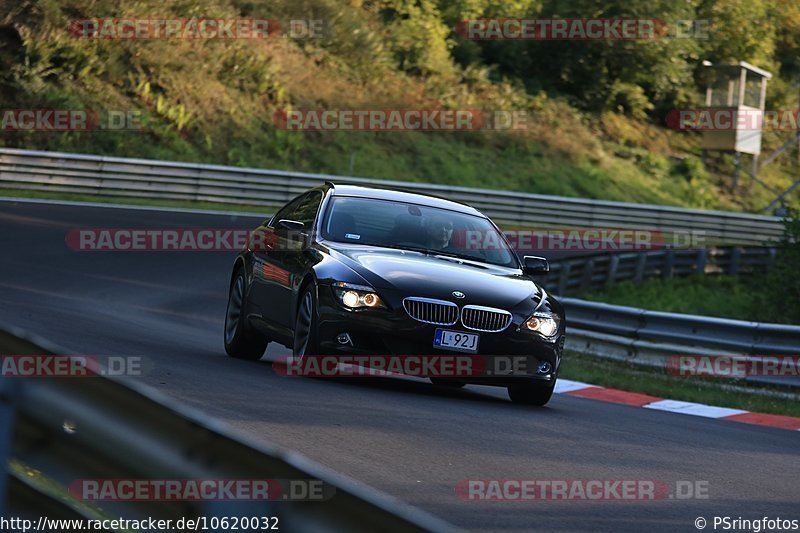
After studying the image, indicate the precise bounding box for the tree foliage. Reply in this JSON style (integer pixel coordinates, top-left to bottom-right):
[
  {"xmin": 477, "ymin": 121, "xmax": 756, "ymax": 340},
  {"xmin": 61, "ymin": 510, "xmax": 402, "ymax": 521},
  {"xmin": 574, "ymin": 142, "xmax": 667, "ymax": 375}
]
[{"xmin": 438, "ymin": 0, "xmax": 798, "ymax": 116}]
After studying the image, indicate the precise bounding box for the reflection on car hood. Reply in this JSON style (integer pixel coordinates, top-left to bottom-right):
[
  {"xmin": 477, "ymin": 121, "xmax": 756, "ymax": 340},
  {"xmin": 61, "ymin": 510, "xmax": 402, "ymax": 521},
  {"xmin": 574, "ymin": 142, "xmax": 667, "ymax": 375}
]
[{"xmin": 329, "ymin": 245, "xmax": 538, "ymax": 309}]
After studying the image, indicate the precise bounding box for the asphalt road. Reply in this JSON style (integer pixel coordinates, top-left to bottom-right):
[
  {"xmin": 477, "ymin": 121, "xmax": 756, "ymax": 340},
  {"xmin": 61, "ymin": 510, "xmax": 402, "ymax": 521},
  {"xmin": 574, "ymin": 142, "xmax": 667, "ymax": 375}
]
[{"xmin": 0, "ymin": 198, "xmax": 797, "ymax": 532}]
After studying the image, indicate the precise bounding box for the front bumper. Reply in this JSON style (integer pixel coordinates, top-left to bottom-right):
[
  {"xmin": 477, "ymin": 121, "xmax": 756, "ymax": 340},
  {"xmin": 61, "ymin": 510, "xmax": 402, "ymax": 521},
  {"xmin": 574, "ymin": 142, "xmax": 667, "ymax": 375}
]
[{"xmin": 316, "ymin": 285, "xmax": 564, "ymax": 386}]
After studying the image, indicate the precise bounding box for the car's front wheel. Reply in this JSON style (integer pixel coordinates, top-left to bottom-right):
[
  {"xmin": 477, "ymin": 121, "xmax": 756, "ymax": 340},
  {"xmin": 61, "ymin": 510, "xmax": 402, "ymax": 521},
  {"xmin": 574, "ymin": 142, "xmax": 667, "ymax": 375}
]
[
  {"xmin": 293, "ymin": 284, "xmax": 319, "ymax": 357},
  {"xmin": 224, "ymin": 269, "xmax": 269, "ymax": 360},
  {"xmin": 507, "ymin": 380, "xmax": 555, "ymax": 406}
]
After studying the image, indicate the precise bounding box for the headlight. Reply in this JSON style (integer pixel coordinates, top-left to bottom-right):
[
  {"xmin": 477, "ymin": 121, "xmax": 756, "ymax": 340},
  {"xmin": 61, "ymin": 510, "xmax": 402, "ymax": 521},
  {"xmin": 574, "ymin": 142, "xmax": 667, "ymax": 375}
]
[
  {"xmin": 523, "ymin": 312, "xmax": 560, "ymax": 339},
  {"xmin": 332, "ymin": 282, "xmax": 385, "ymax": 309}
]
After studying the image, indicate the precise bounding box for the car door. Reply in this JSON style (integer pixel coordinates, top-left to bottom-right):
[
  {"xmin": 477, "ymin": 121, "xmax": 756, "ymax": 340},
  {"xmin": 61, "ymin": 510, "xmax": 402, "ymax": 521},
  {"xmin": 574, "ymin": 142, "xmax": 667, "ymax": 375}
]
[
  {"xmin": 253, "ymin": 191, "xmax": 323, "ymax": 328},
  {"xmin": 248, "ymin": 194, "xmax": 304, "ymax": 331}
]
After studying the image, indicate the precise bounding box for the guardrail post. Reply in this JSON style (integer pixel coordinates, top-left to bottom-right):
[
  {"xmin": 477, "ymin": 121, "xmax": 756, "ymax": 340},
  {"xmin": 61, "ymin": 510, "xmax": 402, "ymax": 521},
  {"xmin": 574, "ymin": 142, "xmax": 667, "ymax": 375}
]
[
  {"xmin": 193, "ymin": 171, "xmax": 201, "ymax": 203},
  {"xmin": 634, "ymin": 253, "xmax": 647, "ymax": 283},
  {"xmin": 558, "ymin": 263, "xmax": 571, "ymax": 296},
  {"xmin": 728, "ymin": 247, "xmax": 741, "ymax": 276},
  {"xmin": 662, "ymin": 250, "xmax": 675, "ymax": 279},
  {"xmin": 695, "ymin": 248, "xmax": 708, "ymax": 273},
  {"xmin": 767, "ymin": 247, "xmax": 777, "ymax": 270},
  {"xmin": 606, "ymin": 255, "xmax": 620, "ymax": 288},
  {"xmin": 579, "ymin": 260, "xmax": 595, "ymax": 292}
]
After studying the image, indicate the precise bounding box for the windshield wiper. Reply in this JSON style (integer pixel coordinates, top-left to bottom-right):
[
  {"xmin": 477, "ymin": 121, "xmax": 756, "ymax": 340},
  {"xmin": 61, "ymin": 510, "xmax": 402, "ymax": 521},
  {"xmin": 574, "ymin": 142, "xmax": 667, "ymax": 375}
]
[
  {"xmin": 382, "ymin": 244, "xmax": 460, "ymax": 258},
  {"xmin": 435, "ymin": 253, "xmax": 492, "ymax": 266}
]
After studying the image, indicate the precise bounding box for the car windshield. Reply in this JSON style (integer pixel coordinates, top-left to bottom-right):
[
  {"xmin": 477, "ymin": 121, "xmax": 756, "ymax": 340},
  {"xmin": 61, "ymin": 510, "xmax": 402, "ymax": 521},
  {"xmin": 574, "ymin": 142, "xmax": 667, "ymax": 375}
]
[{"xmin": 321, "ymin": 196, "xmax": 518, "ymax": 268}]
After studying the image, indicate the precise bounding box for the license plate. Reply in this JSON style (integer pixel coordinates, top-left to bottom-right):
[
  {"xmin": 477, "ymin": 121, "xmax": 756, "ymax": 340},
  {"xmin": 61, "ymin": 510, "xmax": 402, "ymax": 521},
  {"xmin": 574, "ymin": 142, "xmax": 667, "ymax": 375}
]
[{"xmin": 433, "ymin": 329, "xmax": 479, "ymax": 353}]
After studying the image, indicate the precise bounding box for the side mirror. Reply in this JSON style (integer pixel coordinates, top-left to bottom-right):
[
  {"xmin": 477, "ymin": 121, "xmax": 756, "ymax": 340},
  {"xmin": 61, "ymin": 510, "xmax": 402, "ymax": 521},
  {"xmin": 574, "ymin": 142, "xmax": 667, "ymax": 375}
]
[
  {"xmin": 523, "ymin": 255, "xmax": 549, "ymax": 275},
  {"xmin": 276, "ymin": 219, "xmax": 305, "ymax": 233}
]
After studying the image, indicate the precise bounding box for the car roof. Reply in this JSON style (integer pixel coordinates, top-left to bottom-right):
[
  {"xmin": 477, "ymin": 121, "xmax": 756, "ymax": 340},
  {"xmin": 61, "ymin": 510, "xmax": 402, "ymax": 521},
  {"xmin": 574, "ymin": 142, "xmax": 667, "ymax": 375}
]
[{"xmin": 327, "ymin": 183, "xmax": 484, "ymax": 217}]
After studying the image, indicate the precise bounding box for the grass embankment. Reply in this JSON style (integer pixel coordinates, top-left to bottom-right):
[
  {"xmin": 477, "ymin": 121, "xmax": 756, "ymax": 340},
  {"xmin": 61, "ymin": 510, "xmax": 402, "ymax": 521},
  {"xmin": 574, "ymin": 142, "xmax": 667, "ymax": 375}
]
[
  {"xmin": 582, "ymin": 267, "xmax": 798, "ymax": 325},
  {"xmin": 1, "ymin": 0, "xmax": 798, "ymax": 211},
  {"xmin": 582, "ymin": 275, "xmax": 757, "ymax": 321}
]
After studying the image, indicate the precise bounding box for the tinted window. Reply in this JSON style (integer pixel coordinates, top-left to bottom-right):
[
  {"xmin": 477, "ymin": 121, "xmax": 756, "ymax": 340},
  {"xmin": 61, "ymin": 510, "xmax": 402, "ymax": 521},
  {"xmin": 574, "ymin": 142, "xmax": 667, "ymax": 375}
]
[
  {"xmin": 291, "ymin": 191, "xmax": 323, "ymax": 228},
  {"xmin": 271, "ymin": 191, "xmax": 322, "ymax": 230},
  {"xmin": 321, "ymin": 196, "xmax": 517, "ymax": 267},
  {"xmin": 270, "ymin": 195, "xmax": 304, "ymax": 227}
]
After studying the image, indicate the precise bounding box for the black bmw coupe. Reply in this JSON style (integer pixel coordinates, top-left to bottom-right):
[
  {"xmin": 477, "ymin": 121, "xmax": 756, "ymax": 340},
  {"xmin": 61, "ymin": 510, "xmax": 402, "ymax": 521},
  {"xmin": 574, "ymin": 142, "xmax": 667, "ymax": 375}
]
[{"xmin": 224, "ymin": 183, "xmax": 565, "ymax": 405}]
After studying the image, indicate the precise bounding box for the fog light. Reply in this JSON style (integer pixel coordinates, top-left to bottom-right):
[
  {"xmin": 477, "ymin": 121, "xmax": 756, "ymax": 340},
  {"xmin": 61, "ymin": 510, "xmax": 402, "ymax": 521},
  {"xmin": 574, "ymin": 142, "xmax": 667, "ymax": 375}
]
[
  {"xmin": 336, "ymin": 333, "xmax": 352, "ymax": 346},
  {"xmin": 536, "ymin": 361, "xmax": 552, "ymax": 374}
]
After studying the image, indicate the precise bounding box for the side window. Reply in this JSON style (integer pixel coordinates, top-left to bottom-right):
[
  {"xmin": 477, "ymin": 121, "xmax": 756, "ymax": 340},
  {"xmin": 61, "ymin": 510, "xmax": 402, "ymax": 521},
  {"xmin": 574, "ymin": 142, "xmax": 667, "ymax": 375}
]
[
  {"xmin": 271, "ymin": 191, "xmax": 322, "ymax": 230},
  {"xmin": 290, "ymin": 191, "xmax": 323, "ymax": 229},
  {"xmin": 269, "ymin": 195, "xmax": 304, "ymax": 227}
]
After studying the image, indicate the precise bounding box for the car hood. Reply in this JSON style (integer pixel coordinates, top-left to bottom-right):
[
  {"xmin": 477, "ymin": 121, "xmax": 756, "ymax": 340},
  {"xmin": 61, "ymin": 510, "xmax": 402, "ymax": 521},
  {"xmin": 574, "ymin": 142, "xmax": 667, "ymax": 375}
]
[{"xmin": 328, "ymin": 245, "xmax": 539, "ymax": 309}]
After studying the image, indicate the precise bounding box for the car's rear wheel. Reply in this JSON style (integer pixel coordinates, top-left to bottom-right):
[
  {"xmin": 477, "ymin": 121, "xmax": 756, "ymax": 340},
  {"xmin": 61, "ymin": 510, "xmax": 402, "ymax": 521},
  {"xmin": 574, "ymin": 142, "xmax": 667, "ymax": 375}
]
[
  {"xmin": 224, "ymin": 269, "xmax": 269, "ymax": 360},
  {"xmin": 507, "ymin": 380, "xmax": 555, "ymax": 406},
  {"xmin": 293, "ymin": 285, "xmax": 319, "ymax": 357}
]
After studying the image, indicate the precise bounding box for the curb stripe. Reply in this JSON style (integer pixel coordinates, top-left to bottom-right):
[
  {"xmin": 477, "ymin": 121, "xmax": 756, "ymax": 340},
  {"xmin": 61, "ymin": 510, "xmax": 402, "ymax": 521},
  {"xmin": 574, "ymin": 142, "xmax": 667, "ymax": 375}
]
[
  {"xmin": 566, "ymin": 387, "xmax": 662, "ymax": 407},
  {"xmin": 553, "ymin": 380, "xmax": 595, "ymax": 394},
  {"xmin": 555, "ymin": 379, "xmax": 800, "ymax": 432},
  {"xmin": 723, "ymin": 412, "xmax": 800, "ymax": 430},
  {"xmin": 643, "ymin": 400, "xmax": 748, "ymax": 419}
]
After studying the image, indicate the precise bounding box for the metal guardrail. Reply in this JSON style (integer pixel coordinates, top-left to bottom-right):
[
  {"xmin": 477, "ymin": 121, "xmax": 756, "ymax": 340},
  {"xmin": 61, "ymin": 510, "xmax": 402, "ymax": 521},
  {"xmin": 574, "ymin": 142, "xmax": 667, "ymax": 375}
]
[
  {"xmin": 541, "ymin": 246, "xmax": 777, "ymax": 296},
  {"xmin": 0, "ymin": 324, "xmax": 454, "ymax": 532},
  {"xmin": 551, "ymin": 248, "xmax": 799, "ymax": 373},
  {"xmin": 0, "ymin": 147, "xmax": 786, "ymax": 245},
  {"xmin": 562, "ymin": 328, "xmax": 800, "ymax": 390},
  {"xmin": 563, "ymin": 299, "xmax": 800, "ymax": 356}
]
